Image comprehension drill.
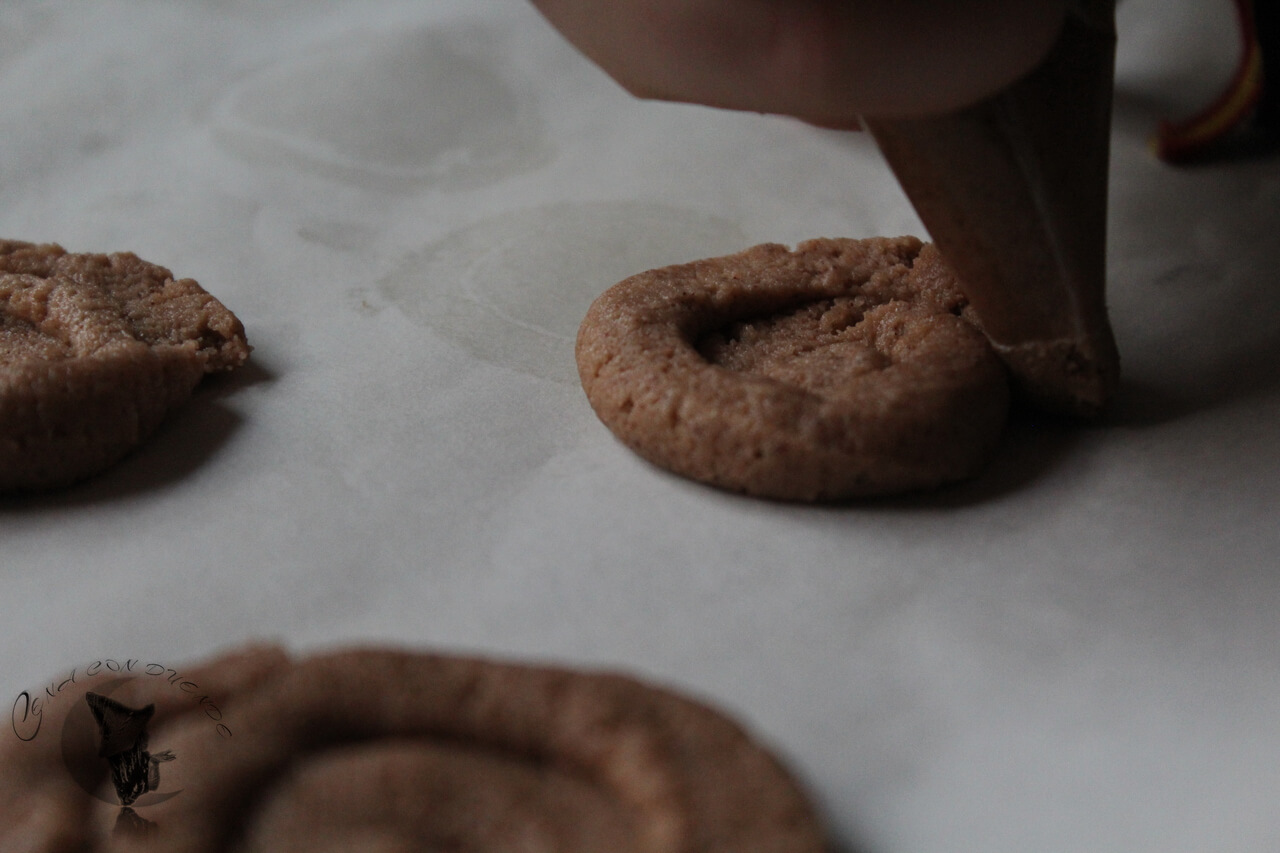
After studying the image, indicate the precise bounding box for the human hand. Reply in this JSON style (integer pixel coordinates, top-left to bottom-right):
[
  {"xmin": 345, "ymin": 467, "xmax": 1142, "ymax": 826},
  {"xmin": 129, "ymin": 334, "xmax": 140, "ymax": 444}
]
[{"xmin": 531, "ymin": 0, "xmax": 1069, "ymax": 125}]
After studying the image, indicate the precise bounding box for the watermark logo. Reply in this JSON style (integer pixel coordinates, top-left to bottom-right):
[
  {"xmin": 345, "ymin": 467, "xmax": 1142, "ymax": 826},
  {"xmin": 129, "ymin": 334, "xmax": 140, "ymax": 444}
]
[
  {"xmin": 85, "ymin": 692, "xmax": 176, "ymax": 807},
  {"xmin": 9, "ymin": 658, "xmax": 234, "ymax": 839}
]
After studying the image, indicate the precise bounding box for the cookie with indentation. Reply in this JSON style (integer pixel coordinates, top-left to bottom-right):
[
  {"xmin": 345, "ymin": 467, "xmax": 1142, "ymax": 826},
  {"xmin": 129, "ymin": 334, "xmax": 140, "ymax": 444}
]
[
  {"xmin": 1, "ymin": 240, "xmax": 250, "ymax": 491},
  {"xmin": 0, "ymin": 645, "xmax": 831, "ymax": 853},
  {"xmin": 576, "ymin": 236, "xmax": 1010, "ymax": 501}
]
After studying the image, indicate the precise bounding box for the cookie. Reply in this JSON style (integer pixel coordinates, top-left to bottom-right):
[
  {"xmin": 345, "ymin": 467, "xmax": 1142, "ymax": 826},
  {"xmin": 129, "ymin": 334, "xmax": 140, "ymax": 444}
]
[
  {"xmin": 0, "ymin": 646, "xmax": 831, "ymax": 852},
  {"xmin": 1, "ymin": 240, "xmax": 250, "ymax": 491},
  {"xmin": 576, "ymin": 236, "xmax": 1010, "ymax": 501}
]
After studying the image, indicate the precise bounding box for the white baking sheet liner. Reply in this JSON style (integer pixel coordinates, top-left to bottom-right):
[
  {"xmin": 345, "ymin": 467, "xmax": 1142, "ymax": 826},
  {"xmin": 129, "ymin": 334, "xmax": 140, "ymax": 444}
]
[{"xmin": 3, "ymin": 2, "xmax": 1277, "ymax": 850}]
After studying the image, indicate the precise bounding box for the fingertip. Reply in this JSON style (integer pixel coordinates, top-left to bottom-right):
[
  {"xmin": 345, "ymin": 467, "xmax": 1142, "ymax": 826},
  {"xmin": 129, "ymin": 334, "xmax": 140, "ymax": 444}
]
[{"xmin": 832, "ymin": 0, "xmax": 1073, "ymax": 119}]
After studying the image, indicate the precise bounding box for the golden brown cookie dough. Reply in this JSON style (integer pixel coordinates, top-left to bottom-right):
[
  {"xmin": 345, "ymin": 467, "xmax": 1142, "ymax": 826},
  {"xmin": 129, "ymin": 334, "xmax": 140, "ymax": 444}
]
[
  {"xmin": 576, "ymin": 236, "xmax": 1010, "ymax": 501},
  {"xmin": 1, "ymin": 240, "xmax": 250, "ymax": 492},
  {"xmin": 0, "ymin": 645, "xmax": 831, "ymax": 853}
]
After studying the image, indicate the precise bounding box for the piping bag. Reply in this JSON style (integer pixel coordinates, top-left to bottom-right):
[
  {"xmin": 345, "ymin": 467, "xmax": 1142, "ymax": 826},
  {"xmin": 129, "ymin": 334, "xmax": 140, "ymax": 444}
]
[{"xmin": 864, "ymin": 0, "xmax": 1119, "ymax": 417}]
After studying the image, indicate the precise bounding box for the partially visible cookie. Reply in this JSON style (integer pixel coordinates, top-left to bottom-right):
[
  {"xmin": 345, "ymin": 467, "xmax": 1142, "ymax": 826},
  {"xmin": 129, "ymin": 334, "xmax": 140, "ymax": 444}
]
[
  {"xmin": 0, "ymin": 645, "xmax": 831, "ymax": 852},
  {"xmin": 576, "ymin": 236, "xmax": 1010, "ymax": 501},
  {"xmin": 1, "ymin": 240, "xmax": 250, "ymax": 491}
]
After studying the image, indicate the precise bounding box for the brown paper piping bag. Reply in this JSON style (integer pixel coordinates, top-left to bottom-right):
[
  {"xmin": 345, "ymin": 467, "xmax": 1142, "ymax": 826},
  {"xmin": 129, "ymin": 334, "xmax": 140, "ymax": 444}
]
[{"xmin": 865, "ymin": 0, "xmax": 1119, "ymax": 416}]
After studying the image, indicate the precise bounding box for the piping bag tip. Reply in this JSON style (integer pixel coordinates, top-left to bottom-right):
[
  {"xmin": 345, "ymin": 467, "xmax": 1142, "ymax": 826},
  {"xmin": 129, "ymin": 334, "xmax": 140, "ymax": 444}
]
[{"xmin": 865, "ymin": 0, "xmax": 1119, "ymax": 417}]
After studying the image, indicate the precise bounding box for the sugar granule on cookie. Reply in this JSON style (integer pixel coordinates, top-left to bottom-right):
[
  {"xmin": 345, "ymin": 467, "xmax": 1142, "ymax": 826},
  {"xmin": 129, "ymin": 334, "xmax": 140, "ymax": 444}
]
[
  {"xmin": 576, "ymin": 236, "xmax": 1011, "ymax": 501},
  {"xmin": 0, "ymin": 645, "xmax": 832, "ymax": 852},
  {"xmin": 1, "ymin": 240, "xmax": 251, "ymax": 492}
]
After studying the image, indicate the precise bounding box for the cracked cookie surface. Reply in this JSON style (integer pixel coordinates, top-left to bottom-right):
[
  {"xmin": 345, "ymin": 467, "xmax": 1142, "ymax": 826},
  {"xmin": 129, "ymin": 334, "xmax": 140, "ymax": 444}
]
[
  {"xmin": 576, "ymin": 236, "xmax": 1010, "ymax": 501},
  {"xmin": 1, "ymin": 240, "xmax": 250, "ymax": 491}
]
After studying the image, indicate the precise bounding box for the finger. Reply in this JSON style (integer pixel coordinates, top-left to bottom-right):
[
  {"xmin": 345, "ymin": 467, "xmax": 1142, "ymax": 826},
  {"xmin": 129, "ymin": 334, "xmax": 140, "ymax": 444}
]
[{"xmin": 531, "ymin": 0, "xmax": 1069, "ymax": 122}]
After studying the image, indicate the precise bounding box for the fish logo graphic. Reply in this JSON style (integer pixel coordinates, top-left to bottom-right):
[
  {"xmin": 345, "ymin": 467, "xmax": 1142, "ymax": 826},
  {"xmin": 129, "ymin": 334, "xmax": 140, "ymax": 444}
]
[{"xmin": 84, "ymin": 692, "xmax": 176, "ymax": 808}]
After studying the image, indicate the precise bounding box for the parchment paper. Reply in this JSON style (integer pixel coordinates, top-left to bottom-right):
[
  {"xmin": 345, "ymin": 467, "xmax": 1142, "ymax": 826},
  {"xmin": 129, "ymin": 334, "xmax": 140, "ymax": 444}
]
[{"xmin": 2, "ymin": 1, "xmax": 1277, "ymax": 850}]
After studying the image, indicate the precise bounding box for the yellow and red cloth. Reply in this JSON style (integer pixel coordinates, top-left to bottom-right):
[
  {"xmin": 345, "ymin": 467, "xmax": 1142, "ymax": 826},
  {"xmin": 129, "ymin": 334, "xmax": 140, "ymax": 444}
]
[{"xmin": 1153, "ymin": 0, "xmax": 1277, "ymax": 162}]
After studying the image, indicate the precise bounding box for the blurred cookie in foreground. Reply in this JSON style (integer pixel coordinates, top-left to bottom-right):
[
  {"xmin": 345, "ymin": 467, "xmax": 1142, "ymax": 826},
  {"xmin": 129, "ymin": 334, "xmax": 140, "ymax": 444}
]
[
  {"xmin": 1, "ymin": 240, "xmax": 250, "ymax": 492},
  {"xmin": 0, "ymin": 645, "xmax": 831, "ymax": 852},
  {"xmin": 577, "ymin": 236, "xmax": 1010, "ymax": 501}
]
